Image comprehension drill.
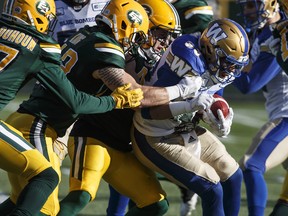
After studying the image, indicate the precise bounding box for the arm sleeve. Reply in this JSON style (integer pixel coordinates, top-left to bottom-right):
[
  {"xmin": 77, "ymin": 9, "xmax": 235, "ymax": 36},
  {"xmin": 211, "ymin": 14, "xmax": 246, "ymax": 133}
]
[
  {"xmin": 36, "ymin": 66, "xmax": 116, "ymax": 114},
  {"xmin": 233, "ymin": 53, "xmax": 282, "ymax": 94}
]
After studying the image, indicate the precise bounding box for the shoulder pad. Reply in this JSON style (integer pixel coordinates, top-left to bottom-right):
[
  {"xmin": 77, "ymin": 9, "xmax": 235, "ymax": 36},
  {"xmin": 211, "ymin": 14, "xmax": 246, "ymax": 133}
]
[{"xmin": 166, "ymin": 34, "xmax": 206, "ymax": 77}]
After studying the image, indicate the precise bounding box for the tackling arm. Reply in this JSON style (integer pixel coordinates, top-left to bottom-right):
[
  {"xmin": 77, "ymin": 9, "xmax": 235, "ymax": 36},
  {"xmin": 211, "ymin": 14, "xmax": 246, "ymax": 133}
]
[{"xmin": 93, "ymin": 66, "xmax": 199, "ymax": 107}]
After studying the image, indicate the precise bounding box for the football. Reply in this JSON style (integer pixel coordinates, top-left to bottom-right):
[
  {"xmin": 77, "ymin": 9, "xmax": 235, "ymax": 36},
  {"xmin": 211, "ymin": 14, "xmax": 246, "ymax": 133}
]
[{"xmin": 210, "ymin": 94, "xmax": 230, "ymax": 120}]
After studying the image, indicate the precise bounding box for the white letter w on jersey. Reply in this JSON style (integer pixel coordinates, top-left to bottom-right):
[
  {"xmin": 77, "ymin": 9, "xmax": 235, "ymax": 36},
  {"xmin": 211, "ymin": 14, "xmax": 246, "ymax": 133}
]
[
  {"xmin": 206, "ymin": 23, "xmax": 227, "ymax": 45},
  {"xmin": 170, "ymin": 55, "xmax": 192, "ymax": 77}
]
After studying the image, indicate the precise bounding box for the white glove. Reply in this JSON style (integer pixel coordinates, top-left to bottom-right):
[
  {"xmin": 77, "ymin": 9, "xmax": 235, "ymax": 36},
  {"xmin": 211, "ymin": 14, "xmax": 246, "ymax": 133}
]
[
  {"xmin": 268, "ymin": 36, "xmax": 280, "ymax": 56},
  {"xmin": 261, "ymin": 36, "xmax": 280, "ymax": 56},
  {"xmin": 177, "ymin": 75, "xmax": 202, "ymax": 99},
  {"xmin": 188, "ymin": 93, "xmax": 214, "ymax": 112},
  {"xmin": 169, "ymin": 93, "xmax": 213, "ymax": 117},
  {"xmin": 202, "ymin": 107, "xmax": 234, "ymax": 138}
]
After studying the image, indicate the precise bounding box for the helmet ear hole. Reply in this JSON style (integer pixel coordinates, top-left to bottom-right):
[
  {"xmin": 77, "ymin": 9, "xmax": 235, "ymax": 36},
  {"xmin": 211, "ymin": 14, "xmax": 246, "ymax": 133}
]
[
  {"xmin": 36, "ymin": 18, "xmax": 44, "ymax": 24},
  {"xmin": 207, "ymin": 46, "xmax": 212, "ymax": 55},
  {"xmin": 121, "ymin": 21, "xmax": 127, "ymax": 30}
]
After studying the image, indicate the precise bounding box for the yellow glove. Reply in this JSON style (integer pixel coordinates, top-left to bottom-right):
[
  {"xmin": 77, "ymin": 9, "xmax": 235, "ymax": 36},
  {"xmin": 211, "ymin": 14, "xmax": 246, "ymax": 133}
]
[{"xmin": 111, "ymin": 83, "xmax": 143, "ymax": 109}]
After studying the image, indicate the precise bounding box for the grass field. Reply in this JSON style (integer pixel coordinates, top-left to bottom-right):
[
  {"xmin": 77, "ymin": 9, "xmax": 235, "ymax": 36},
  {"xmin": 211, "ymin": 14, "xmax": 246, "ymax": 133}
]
[{"xmin": 0, "ymin": 92, "xmax": 286, "ymax": 216}]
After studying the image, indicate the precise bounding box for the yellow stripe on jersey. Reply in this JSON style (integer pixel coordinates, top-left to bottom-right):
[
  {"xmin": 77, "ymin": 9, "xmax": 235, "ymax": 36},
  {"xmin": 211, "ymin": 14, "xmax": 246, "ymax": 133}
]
[
  {"xmin": 94, "ymin": 43, "xmax": 125, "ymax": 60},
  {"xmin": 184, "ymin": 6, "xmax": 214, "ymax": 19},
  {"xmin": 40, "ymin": 43, "xmax": 61, "ymax": 54}
]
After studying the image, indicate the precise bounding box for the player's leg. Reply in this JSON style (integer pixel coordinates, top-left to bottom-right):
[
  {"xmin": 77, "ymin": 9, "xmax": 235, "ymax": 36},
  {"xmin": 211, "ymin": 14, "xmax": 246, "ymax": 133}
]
[
  {"xmin": 269, "ymin": 159, "xmax": 288, "ymax": 216},
  {"xmin": 0, "ymin": 120, "xmax": 59, "ymax": 216},
  {"xmin": 131, "ymin": 126, "xmax": 224, "ymax": 216},
  {"xmin": 106, "ymin": 184, "xmax": 130, "ymax": 216},
  {"xmin": 178, "ymin": 186, "xmax": 197, "ymax": 216},
  {"xmin": 239, "ymin": 118, "xmax": 288, "ymax": 216},
  {"xmin": 197, "ymin": 127, "xmax": 242, "ymax": 216},
  {"xmin": 58, "ymin": 137, "xmax": 110, "ymax": 216},
  {"xmin": 103, "ymin": 149, "xmax": 168, "ymax": 216},
  {"xmin": 5, "ymin": 112, "xmax": 62, "ymax": 216}
]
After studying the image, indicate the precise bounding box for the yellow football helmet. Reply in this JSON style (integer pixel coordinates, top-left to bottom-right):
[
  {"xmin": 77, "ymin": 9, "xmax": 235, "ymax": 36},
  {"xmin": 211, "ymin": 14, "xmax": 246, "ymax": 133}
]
[
  {"xmin": 200, "ymin": 18, "xmax": 250, "ymax": 84},
  {"xmin": 237, "ymin": 0, "xmax": 279, "ymax": 31},
  {"xmin": 137, "ymin": 0, "xmax": 181, "ymax": 60},
  {"xmin": 2, "ymin": 0, "xmax": 57, "ymax": 34},
  {"xmin": 137, "ymin": 0, "xmax": 181, "ymax": 35},
  {"xmin": 96, "ymin": 0, "xmax": 149, "ymax": 48}
]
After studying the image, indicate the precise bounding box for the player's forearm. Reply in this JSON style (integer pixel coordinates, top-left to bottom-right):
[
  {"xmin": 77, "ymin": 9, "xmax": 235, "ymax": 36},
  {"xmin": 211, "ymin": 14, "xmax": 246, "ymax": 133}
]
[
  {"xmin": 140, "ymin": 85, "xmax": 170, "ymax": 107},
  {"xmin": 140, "ymin": 105, "xmax": 173, "ymax": 120}
]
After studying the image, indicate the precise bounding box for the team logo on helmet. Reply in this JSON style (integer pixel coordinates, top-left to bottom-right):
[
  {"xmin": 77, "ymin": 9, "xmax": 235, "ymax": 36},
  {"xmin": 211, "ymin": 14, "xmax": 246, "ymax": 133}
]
[
  {"xmin": 36, "ymin": 0, "xmax": 51, "ymax": 16},
  {"xmin": 127, "ymin": 10, "xmax": 142, "ymax": 24}
]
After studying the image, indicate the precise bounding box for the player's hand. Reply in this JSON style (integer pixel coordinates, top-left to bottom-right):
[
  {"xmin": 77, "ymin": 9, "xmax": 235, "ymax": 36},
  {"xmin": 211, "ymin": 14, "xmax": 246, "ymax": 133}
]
[
  {"xmin": 264, "ymin": 35, "xmax": 280, "ymax": 56},
  {"xmin": 187, "ymin": 93, "xmax": 214, "ymax": 112},
  {"xmin": 202, "ymin": 107, "xmax": 234, "ymax": 137},
  {"xmin": 111, "ymin": 83, "xmax": 143, "ymax": 109},
  {"xmin": 53, "ymin": 139, "xmax": 68, "ymax": 163},
  {"xmin": 177, "ymin": 75, "xmax": 202, "ymax": 99}
]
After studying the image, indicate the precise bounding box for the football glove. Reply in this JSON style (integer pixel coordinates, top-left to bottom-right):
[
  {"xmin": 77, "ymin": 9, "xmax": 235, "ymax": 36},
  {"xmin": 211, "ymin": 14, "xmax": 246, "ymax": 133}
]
[
  {"xmin": 202, "ymin": 107, "xmax": 234, "ymax": 138},
  {"xmin": 264, "ymin": 35, "xmax": 280, "ymax": 56},
  {"xmin": 188, "ymin": 93, "xmax": 214, "ymax": 112},
  {"xmin": 111, "ymin": 83, "xmax": 143, "ymax": 109},
  {"xmin": 177, "ymin": 75, "xmax": 202, "ymax": 99},
  {"xmin": 53, "ymin": 139, "xmax": 68, "ymax": 163}
]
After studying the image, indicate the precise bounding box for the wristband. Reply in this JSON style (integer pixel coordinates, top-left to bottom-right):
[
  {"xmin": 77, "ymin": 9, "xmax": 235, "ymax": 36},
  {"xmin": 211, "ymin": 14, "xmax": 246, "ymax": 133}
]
[
  {"xmin": 165, "ymin": 85, "xmax": 180, "ymax": 101},
  {"xmin": 169, "ymin": 101, "xmax": 191, "ymax": 116}
]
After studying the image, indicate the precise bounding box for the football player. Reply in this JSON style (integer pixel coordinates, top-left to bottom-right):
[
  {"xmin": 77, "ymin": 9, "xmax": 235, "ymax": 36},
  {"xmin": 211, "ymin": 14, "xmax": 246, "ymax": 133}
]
[
  {"xmin": 0, "ymin": 0, "xmax": 145, "ymax": 215},
  {"xmin": 263, "ymin": 1, "xmax": 288, "ymax": 215},
  {"xmin": 53, "ymin": 0, "xmax": 200, "ymax": 215},
  {"xmin": 55, "ymin": 1, "xmax": 198, "ymax": 215},
  {"xmin": 131, "ymin": 18, "xmax": 250, "ymax": 216},
  {"xmin": 0, "ymin": 0, "xmax": 141, "ymax": 215},
  {"xmin": 51, "ymin": 0, "xmax": 110, "ymax": 45},
  {"xmin": 233, "ymin": 0, "xmax": 288, "ymax": 215},
  {"xmin": 158, "ymin": 1, "xmax": 214, "ymax": 215},
  {"xmin": 105, "ymin": 0, "xmax": 183, "ymax": 215}
]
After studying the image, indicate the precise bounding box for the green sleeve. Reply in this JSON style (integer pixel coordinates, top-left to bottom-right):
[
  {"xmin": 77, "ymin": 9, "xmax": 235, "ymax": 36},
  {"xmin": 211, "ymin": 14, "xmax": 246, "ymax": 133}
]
[{"xmin": 36, "ymin": 65, "xmax": 116, "ymax": 114}]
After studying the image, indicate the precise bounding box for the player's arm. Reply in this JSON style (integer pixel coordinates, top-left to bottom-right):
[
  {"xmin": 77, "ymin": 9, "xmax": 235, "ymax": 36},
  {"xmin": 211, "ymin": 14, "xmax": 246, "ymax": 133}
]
[
  {"xmin": 93, "ymin": 66, "xmax": 200, "ymax": 107},
  {"xmin": 141, "ymin": 93, "xmax": 214, "ymax": 120},
  {"xmin": 36, "ymin": 66, "xmax": 141, "ymax": 112}
]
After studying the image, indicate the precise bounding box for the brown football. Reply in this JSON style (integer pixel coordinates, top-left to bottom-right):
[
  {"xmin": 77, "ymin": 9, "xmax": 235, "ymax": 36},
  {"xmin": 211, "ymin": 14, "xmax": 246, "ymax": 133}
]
[{"xmin": 210, "ymin": 94, "xmax": 230, "ymax": 120}]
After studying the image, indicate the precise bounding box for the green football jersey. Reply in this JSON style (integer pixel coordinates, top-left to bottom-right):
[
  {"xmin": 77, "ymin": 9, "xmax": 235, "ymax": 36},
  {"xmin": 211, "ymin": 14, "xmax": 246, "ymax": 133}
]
[
  {"xmin": 67, "ymin": 27, "xmax": 148, "ymax": 151},
  {"xmin": 0, "ymin": 18, "xmax": 116, "ymax": 136},
  {"xmin": 62, "ymin": 25, "xmax": 126, "ymax": 95},
  {"xmin": 47, "ymin": 25, "xmax": 125, "ymax": 137},
  {"xmin": 173, "ymin": 0, "xmax": 213, "ymax": 34}
]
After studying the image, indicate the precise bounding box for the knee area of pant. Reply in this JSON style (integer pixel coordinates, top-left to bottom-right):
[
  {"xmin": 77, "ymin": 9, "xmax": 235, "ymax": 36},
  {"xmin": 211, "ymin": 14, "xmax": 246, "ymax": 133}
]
[
  {"xmin": 239, "ymin": 157, "xmax": 264, "ymax": 173},
  {"xmin": 241, "ymin": 163, "xmax": 264, "ymax": 174},
  {"xmin": 223, "ymin": 167, "xmax": 243, "ymax": 182},
  {"xmin": 33, "ymin": 167, "xmax": 59, "ymax": 189},
  {"xmin": 201, "ymin": 182, "xmax": 223, "ymax": 200},
  {"xmin": 232, "ymin": 167, "xmax": 243, "ymax": 179}
]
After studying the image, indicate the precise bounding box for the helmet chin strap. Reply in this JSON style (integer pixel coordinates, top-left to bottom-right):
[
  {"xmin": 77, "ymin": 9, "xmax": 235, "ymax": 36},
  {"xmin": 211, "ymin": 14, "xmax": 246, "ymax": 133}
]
[
  {"xmin": 26, "ymin": 10, "xmax": 35, "ymax": 27},
  {"xmin": 112, "ymin": 14, "xmax": 119, "ymax": 42}
]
